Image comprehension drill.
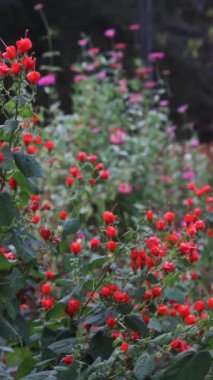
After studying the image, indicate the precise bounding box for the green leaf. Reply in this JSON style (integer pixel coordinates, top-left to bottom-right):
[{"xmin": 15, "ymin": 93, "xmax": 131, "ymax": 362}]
[
  {"xmin": 0, "ymin": 192, "xmax": 20, "ymax": 230},
  {"xmin": 88, "ymin": 255, "xmax": 107, "ymax": 270},
  {"xmin": 164, "ymin": 287, "xmax": 186, "ymax": 303},
  {"xmin": 13, "ymin": 171, "xmax": 40, "ymax": 194},
  {"xmin": 48, "ymin": 338, "xmax": 76, "ymax": 354},
  {"xmin": 61, "ymin": 219, "xmax": 80, "ymax": 238},
  {"xmin": 153, "ymin": 350, "xmax": 212, "ymax": 380},
  {"xmin": 134, "ymin": 352, "xmax": 157, "ymax": 380},
  {"xmin": 15, "ymin": 351, "xmax": 36, "ymax": 380},
  {"xmin": 13, "ymin": 151, "xmax": 42, "ymax": 178},
  {"xmin": 22, "ymin": 371, "xmax": 57, "ymax": 380},
  {"xmin": 0, "ymin": 251, "xmax": 12, "ymax": 272},
  {"xmin": 19, "ymin": 106, "xmax": 34, "ymax": 118},
  {"xmin": 151, "ymin": 333, "xmax": 172, "ymax": 345},
  {"xmin": 4, "ymin": 120, "xmax": 19, "ymax": 135},
  {"xmin": 124, "ymin": 314, "xmax": 148, "ymax": 336},
  {"xmin": 4, "ymin": 99, "xmax": 16, "ymax": 115},
  {"xmin": 0, "ymin": 146, "xmax": 13, "ymax": 170},
  {"xmin": 88, "ymin": 331, "xmax": 114, "ymax": 360}
]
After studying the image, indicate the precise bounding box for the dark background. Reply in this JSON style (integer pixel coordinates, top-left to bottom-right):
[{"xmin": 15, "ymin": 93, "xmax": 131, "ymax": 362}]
[{"xmin": 0, "ymin": 0, "xmax": 213, "ymax": 141}]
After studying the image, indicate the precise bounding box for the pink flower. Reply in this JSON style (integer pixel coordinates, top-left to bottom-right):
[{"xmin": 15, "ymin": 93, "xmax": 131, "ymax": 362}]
[
  {"xmin": 190, "ymin": 139, "xmax": 199, "ymax": 148},
  {"xmin": 129, "ymin": 93, "xmax": 143, "ymax": 103},
  {"xmin": 159, "ymin": 175, "xmax": 173, "ymax": 184},
  {"xmin": 177, "ymin": 104, "xmax": 189, "ymax": 114},
  {"xmin": 87, "ymin": 47, "xmax": 100, "ymax": 55},
  {"xmin": 78, "ymin": 39, "xmax": 88, "ymax": 47},
  {"xmin": 118, "ymin": 183, "xmax": 133, "ymax": 194},
  {"xmin": 166, "ymin": 125, "xmax": 176, "ymax": 138},
  {"xmin": 96, "ymin": 71, "xmax": 106, "ymax": 79},
  {"xmin": 104, "ymin": 29, "xmax": 116, "ymax": 38},
  {"xmin": 144, "ymin": 81, "xmax": 156, "ymax": 89},
  {"xmin": 74, "ymin": 74, "xmax": 87, "ymax": 83},
  {"xmin": 114, "ymin": 43, "xmax": 126, "ymax": 50},
  {"xmin": 37, "ymin": 73, "xmax": 56, "ymax": 86},
  {"xmin": 159, "ymin": 100, "xmax": 169, "ymax": 107},
  {"xmin": 110, "ymin": 128, "xmax": 127, "ymax": 144},
  {"xmin": 128, "ymin": 24, "xmax": 140, "ymax": 31},
  {"xmin": 183, "ymin": 172, "xmax": 196, "ymax": 181},
  {"xmin": 148, "ymin": 52, "xmax": 165, "ymax": 61}
]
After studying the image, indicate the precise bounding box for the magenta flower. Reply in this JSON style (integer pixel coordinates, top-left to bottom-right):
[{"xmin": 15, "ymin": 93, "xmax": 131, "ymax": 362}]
[
  {"xmin": 166, "ymin": 125, "xmax": 176, "ymax": 138},
  {"xmin": 118, "ymin": 183, "xmax": 133, "ymax": 194},
  {"xmin": 110, "ymin": 128, "xmax": 127, "ymax": 144},
  {"xmin": 148, "ymin": 52, "xmax": 165, "ymax": 61},
  {"xmin": 159, "ymin": 100, "xmax": 169, "ymax": 107},
  {"xmin": 74, "ymin": 74, "xmax": 87, "ymax": 83},
  {"xmin": 87, "ymin": 47, "xmax": 100, "ymax": 55},
  {"xmin": 128, "ymin": 24, "xmax": 140, "ymax": 31},
  {"xmin": 78, "ymin": 39, "xmax": 88, "ymax": 47},
  {"xmin": 177, "ymin": 104, "xmax": 189, "ymax": 114},
  {"xmin": 96, "ymin": 71, "xmax": 106, "ymax": 79},
  {"xmin": 37, "ymin": 73, "xmax": 56, "ymax": 87},
  {"xmin": 104, "ymin": 29, "xmax": 116, "ymax": 38},
  {"xmin": 190, "ymin": 139, "xmax": 199, "ymax": 148},
  {"xmin": 183, "ymin": 172, "xmax": 196, "ymax": 181},
  {"xmin": 129, "ymin": 93, "xmax": 143, "ymax": 103}
]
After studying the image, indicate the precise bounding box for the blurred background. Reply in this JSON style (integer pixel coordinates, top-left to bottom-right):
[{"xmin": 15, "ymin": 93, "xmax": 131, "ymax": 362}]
[{"xmin": 0, "ymin": 0, "xmax": 213, "ymax": 142}]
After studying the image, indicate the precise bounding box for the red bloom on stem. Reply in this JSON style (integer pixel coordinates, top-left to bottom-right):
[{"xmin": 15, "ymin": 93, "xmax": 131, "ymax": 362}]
[
  {"xmin": 164, "ymin": 212, "xmax": 175, "ymax": 223},
  {"xmin": 194, "ymin": 300, "xmax": 205, "ymax": 313},
  {"xmin": 146, "ymin": 209, "xmax": 153, "ymax": 222},
  {"xmin": 45, "ymin": 141, "xmax": 54, "ymax": 152},
  {"xmin": 151, "ymin": 286, "xmax": 162, "ymax": 297},
  {"xmin": 156, "ymin": 219, "xmax": 166, "ymax": 231},
  {"xmin": 60, "ymin": 210, "xmax": 68, "ymax": 220},
  {"xmin": 0, "ymin": 152, "xmax": 4, "ymax": 163},
  {"xmin": 8, "ymin": 177, "xmax": 18, "ymax": 190},
  {"xmin": 103, "ymin": 211, "xmax": 116, "ymax": 224},
  {"xmin": 76, "ymin": 151, "xmax": 87, "ymax": 162},
  {"xmin": 45, "ymin": 271, "xmax": 55, "ymax": 280},
  {"xmin": 22, "ymin": 56, "xmax": 36, "ymax": 70},
  {"xmin": 185, "ymin": 314, "xmax": 197, "ymax": 325},
  {"xmin": 41, "ymin": 283, "xmax": 52, "ymax": 295},
  {"xmin": 157, "ymin": 304, "xmax": 168, "ymax": 316},
  {"xmin": 90, "ymin": 237, "xmax": 100, "ymax": 249},
  {"xmin": 207, "ymin": 298, "xmax": 213, "ymax": 309},
  {"xmin": 178, "ymin": 305, "xmax": 190, "ymax": 318},
  {"xmin": 27, "ymin": 70, "xmax": 41, "ymax": 84},
  {"xmin": 100, "ymin": 170, "xmax": 110, "ymax": 180},
  {"xmin": 0, "ymin": 62, "xmax": 10, "ymax": 77},
  {"xmin": 66, "ymin": 177, "xmax": 74, "ymax": 186},
  {"xmin": 70, "ymin": 241, "xmax": 82, "ymax": 255},
  {"xmin": 3, "ymin": 45, "xmax": 16, "ymax": 60},
  {"xmin": 105, "ymin": 226, "xmax": 117, "ymax": 238},
  {"xmin": 11, "ymin": 61, "xmax": 21, "ymax": 75},
  {"xmin": 16, "ymin": 37, "xmax": 32, "ymax": 53},
  {"xmin": 39, "ymin": 227, "xmax": 52, "ymax": 240},
  {"xmin": 66, "ymin": 298, "xmax": 81, "ymax": 317},
  {"xmin": 162, "ymin": 261, "xmax": 175, "ymax": 273},
  {"xmin": 41, "ymin": 297, "xmax": 54, "ymax": 310},
  {"xmin": 106, "ymin": 316, "xmax": 117, "ymax": 328},
  {"xmin": 62, "ymin": 355, "xmax": 74, "ymax": 365},
  {"xmin": 120, "ymin": 342, "xmax": 129, "ymax": 352},
  {"xmin": 23, "ymin": 133, "xmax": 33, "ymax": 145},
  {"xmin": 107, "ymin": 240, "xmax": 117, "ymax": 252}
]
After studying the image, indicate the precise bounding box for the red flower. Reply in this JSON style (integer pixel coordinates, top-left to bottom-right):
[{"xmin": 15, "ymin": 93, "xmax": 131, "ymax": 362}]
[
  {"xmin": 106, "ymin": 226, "xmax": 117, "ymax": 238},
  {"xmin": 62, "ymin": 355, "xmax": 74, "ymax": 365},
  {"xmin": 70, "ymin": 241, "xmax": 82, "ymax": 255},
  {"xmin": 164, "ymin": 212, "xmax": 175, "ymax": 223},
  {"xmin": 66, "ymin": 298, "xmax": 81, "ymax": 317},
  {"xmin": 16, "ymin": 37, "xmax": 32, "ymax": 53},
  {"xmin": 32, "ymin": 214, "xmax": 40, "ymax": 224},
  {"xmin": 106, "ymin": 240, "xmax": 117, "ymax": 252},
  {"xmin": 11, "ymin": 61, "xmax": 21, "ymax": 75},
  {"xmin": 45, "ymin": 141, "xmax": 54, "ymax": 152},
  {"xmin": 27, "ymin": 70, "xmax": 41, "ymax": 84},
  {"xmin": 146, "ymin": 209, "xmax": 153, "ymax": 222},
  {"xmin": 178, "ymin": 305, "xmax": 190, "ymax": 318},
  {"xmin": 151, "ymin": 286, "xmax": 162, "ymax": 297},
  {"xmin": 194, "ymin": 300, "xmax": 205, "ymax": 313},
  {"xmin": 103, "ymin": 211, "xmax": 116, "ymax": 224},
  {"xmin": 41, "ymin": 297, "xmax": 54, "ymax": 310},
  {"xmin": 22, "ymin": 56, "xmax": 36, "ymax": 71},
  {"xmin": 8, "ymin": 177, "xmax": 18, "ymax": 190},
  {"xmin": 39, "ymin": 227, "xmax": 52, "ymax": 240},
  {"xmin": 3, "ymin": 45, "xmax": 16, "ymax": 60},
  {"xmin": 184, "ymin": 314, "xmax": 196, "ymax": 325},
  {"xmin": 162, "ymin": 261, "xmax": 175, "ymax": 273},
  {"xmin": 120, "ymin": 341, "xmax": 129, "ymax": 352},
  {"xmin": 0, "ymin": 62, "xmax": 9, "ymax": 77},
  {"xmin": 45, "ymin": 271, "xmax": 55, "ymax": 280},
  {"xmin": 0, "ymin": 152, "xmax": 4, "ymax": 164},
  {"xmin": 41, "ymin": 283, "xmax": 52, "ymax": 295},
  {"xmin": 60, "ymin": 210, "xmax": 68, "ymax": 220},
  {"xmin": 90, "ymin": 237, "xmax": 100, "ymax": 249},
  {"xmin": 100, "ymin": 170, "xmax": 110, "ymax": 180},
  {"xmin": 23, "ymin": 133, "xmax": 33, "ymax": 145},
  {"xmin": 88, "ymin": 154, "xmax": 97, "ymax": 163},
  {"xmin": 156, "ymin": 219, "xmax": 166, "ymax": 231},
  {"xmin": 66, "ymin": 177, "xmax": 74, "ymax": 186},
  {"xmin": 106, "ymin": 316, "xmax": 117, "ymax": 328},
  {"xmin": 157, "ymin": 304, "xmax": 168, "ymax": 316},
  {"xmin": 207, "ymin": 298, "xmax": 213, "ymax": 309},
  {"xmin": 76, "ymin": 151, "xmax": 87, "ymax": 162}
]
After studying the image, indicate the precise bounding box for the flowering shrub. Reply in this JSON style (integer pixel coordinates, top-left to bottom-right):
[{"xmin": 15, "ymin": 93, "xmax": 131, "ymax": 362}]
[{"xmin": 0, "ymin": 34, "xmax": 212, "ymax": 380}]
